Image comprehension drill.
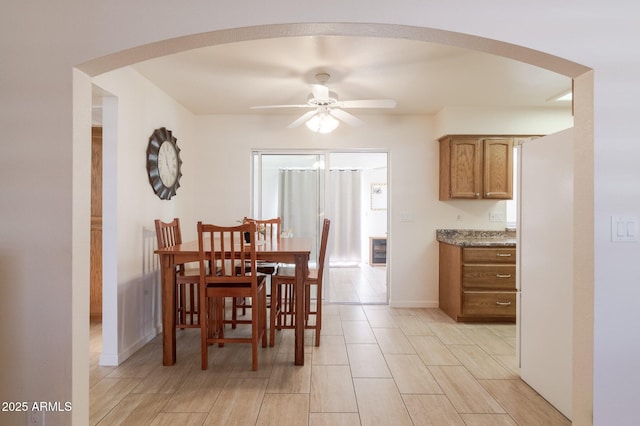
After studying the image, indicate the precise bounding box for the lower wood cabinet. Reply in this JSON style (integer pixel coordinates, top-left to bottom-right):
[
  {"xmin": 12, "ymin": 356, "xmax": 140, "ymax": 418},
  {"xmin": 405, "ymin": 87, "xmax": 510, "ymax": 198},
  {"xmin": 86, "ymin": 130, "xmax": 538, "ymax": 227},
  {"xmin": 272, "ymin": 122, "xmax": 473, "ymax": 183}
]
[{"xmin": 439, "ymin": 243, "xmax": 516, "ymax": 322}]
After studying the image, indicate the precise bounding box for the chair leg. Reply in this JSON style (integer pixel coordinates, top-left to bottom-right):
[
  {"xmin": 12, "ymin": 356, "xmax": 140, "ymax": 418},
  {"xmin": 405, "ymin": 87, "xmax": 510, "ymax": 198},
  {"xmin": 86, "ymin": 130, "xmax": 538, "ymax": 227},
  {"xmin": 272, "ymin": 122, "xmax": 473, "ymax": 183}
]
[
  {"xmin": 217, "ymin": 298, "xmax": 225, "ymax": 347},
  {"xmin": 281, "ymin": 284, "xmax": 289, "ymax": 328},
  {"xmin": 180, "ymin": 283, "xmax": 188, "ymax": 326},
  {"xmin": 201, "ymin": 296, "xmax": 209, "ymax": 370},
  {"xmin": 259, "ymin": 287, "xmax": 267, "ymax": 349},
  {"xmin": 269, "ymin": 281, "xmax": 279, "ymax": 347},
  {"xmin": 250, "ymin": 290, "xmax": 262, "ymax": 371},
  {"xmin": 315, "ymin": 283, "xmax": 322, "ymax": 347},
  {"xmin": 231, "ymin": 297, "xmax": 238, "ymax": 329},
  {"xmin": 176, "ymin": 284, "xmax": 183, "ymax": 329},
  {"xmin": 287, "ymin": 283, "xmax": 295, "ymax": 327},
  {"xmin": 305, "ymin": 284, "xmax": 311, "ymax": 324},
  {"xmin": 188, "ymin": 283, "xmax": 198, "ymax": 326},
  {"xmin": 206, "ymin": 297, "xmax": 224, "ymax": 344}
]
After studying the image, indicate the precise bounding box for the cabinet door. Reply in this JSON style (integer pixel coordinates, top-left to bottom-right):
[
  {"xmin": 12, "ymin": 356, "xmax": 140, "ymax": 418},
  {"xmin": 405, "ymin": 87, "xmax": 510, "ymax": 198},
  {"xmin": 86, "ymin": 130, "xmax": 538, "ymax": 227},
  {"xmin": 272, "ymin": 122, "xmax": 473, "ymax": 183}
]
[
  {"xmin": 483, "ymin": 138, "xmax": 513, "ymax": 199},
  {"xmin": 449, "ymin": 139, "xmax": 482, "ymax": 198}
]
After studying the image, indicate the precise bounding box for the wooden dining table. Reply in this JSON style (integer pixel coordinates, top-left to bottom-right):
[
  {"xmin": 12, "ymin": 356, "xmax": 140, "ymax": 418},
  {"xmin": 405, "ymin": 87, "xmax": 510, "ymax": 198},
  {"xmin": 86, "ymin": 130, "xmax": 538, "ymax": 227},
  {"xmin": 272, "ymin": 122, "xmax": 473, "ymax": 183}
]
[{"xmin": 155, "ymin": 235, "xmax": 312, "ymax": 366}]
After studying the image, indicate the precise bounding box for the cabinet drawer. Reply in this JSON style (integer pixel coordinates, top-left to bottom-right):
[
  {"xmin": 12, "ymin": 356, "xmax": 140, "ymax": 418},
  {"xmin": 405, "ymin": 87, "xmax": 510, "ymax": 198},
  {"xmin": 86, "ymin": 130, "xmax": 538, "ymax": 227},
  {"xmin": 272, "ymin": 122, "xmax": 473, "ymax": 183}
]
[
  {"xmin": 463, "ymin": 247, "xmax": 515, "ymax": 263},
  {"xmin": 463, "ymin": 291, "xmax": 516, "ymax": 317},
  {"xmin": 462, "ymin": 265, "xmax": 515, "ymax": 289}
]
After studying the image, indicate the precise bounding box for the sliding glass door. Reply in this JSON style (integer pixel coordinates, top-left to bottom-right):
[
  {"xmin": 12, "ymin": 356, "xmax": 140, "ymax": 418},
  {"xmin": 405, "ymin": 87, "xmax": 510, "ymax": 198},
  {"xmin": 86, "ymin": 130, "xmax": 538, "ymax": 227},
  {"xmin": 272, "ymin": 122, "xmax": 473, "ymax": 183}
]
[
  {"xmin": 252, "ymin": 151, "xmax": 388, "ymax": 304},
  {"xmin": 253, "ymin": 153, "xmax": 325, "ymax": 263}
]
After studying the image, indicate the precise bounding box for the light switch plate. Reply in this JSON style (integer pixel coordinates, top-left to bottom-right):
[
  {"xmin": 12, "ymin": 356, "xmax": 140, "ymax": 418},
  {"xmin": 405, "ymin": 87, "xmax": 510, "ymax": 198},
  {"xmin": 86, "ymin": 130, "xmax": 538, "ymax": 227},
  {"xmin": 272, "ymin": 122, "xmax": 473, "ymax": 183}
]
[
  {"xmin": 399, "ymin": 211, "xmax": 413, "ymax": 222},
  {"xmin": 611, "ymin": 215, "xmax": 638, "ymax": 242}
]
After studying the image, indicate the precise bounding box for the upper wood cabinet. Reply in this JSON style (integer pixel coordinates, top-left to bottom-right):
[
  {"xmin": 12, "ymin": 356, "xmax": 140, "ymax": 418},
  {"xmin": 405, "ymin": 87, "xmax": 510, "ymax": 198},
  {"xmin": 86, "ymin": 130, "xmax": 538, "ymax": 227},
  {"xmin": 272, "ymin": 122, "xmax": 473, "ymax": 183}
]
[{"xmin": 439, "ymin": 135, "xmax": 514, "ymax": 200}]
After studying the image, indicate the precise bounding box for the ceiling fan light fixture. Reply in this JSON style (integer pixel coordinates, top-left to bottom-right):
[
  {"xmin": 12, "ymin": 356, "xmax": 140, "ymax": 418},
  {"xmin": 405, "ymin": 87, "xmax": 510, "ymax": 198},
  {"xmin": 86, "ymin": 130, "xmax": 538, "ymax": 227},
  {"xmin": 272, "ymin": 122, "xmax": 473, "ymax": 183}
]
[
  {"xmin": 305, "ymin": 109, "xmax": 339, "ymax": 133},
  {"xmin": 252, "ymin": 71, "xmax": 396, "ymax": 132}
]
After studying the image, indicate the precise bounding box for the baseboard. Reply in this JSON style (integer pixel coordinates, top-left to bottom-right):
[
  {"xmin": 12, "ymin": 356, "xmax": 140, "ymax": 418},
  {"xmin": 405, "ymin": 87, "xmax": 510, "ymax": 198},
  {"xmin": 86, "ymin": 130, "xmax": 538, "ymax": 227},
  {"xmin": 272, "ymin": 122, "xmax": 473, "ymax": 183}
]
[
  {"xmin": 99, "ymin": 328, "xmax": 158, "ymax": 366},
  {"xmin": 98, "ymin": 353, "xmax": 120, "ymax": 367},
  {"xmin": 388, "ymin": 300, "xmax": 439, "ymax": 308},
  {"xmin": 120, "ymin": 329, "xmax": 158, "ymax": 362}
]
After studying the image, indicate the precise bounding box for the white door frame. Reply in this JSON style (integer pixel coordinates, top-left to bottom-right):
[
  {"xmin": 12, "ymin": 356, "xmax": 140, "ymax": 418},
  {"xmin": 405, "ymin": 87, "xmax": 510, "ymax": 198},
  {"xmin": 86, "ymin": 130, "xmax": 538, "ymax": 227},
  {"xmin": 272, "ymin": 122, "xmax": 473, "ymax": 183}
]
[{"xmin": 251, "ymin": 149, "xmax": 390, "ymax": 304}]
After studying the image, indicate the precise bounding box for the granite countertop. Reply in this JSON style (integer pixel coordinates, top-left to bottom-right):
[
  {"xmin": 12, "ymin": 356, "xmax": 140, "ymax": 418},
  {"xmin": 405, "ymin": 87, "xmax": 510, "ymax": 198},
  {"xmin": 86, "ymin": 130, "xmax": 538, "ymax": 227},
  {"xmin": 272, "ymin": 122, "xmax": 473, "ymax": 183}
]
[{"xmin": 436, "ymin": 229, "xmax": 516, "ymax": 247}]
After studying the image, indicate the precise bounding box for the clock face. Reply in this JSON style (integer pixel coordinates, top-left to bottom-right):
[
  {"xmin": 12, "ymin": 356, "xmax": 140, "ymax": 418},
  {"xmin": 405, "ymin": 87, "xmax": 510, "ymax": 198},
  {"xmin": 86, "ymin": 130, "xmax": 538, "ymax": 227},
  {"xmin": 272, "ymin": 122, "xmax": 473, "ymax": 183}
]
[
  {"xmin": 146, "ymin": 127, "xmax": 182, "ymax": 200},
  {"xmin": 158, "ymin": 141, "xmax": 178, "ymax": 187}
]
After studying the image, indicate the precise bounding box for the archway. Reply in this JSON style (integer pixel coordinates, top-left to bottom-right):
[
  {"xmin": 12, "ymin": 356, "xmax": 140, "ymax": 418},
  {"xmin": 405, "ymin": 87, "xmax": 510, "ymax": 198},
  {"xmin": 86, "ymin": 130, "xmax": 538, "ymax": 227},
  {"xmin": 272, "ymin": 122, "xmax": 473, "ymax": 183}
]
[{"xmin": 73, "ymin": 22, "xmax": 593, "ymax": 422}]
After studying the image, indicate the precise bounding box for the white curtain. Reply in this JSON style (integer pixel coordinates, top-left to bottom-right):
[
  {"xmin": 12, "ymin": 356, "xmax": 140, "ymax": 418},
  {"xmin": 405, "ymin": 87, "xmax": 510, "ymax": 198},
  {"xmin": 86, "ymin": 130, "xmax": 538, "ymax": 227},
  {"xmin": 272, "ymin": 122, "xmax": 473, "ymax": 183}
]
[
  {"xmin": 278, "ymin": 168, "xmax": 362, "ymax": 265},
  {"xmin": 278, "ymin": 169, "xmax": 320, "ymax": 261},
  {"xmin": 329, "ymin": 169, "xmax": 362, "ymax": 265}
]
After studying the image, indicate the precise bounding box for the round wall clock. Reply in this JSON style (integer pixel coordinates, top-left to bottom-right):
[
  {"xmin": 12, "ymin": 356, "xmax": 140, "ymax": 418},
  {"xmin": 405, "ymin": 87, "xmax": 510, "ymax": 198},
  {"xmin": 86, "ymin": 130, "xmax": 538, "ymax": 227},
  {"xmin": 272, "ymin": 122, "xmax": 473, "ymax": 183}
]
[{"xmin": 146, "ymin": 127, "xmax": 183, "ymax": 200}]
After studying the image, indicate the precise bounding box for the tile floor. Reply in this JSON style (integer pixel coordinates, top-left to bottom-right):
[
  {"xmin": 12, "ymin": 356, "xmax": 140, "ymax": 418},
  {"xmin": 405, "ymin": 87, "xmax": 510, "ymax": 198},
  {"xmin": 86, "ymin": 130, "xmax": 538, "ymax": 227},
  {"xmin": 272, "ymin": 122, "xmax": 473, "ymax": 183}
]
[
  {"xmin": 326, "ymin": 265, "xmax": 387, "ymax": 304},
  {"xmin": 90, "ymin": 305, "xmax": 570, "ymax": 425}
]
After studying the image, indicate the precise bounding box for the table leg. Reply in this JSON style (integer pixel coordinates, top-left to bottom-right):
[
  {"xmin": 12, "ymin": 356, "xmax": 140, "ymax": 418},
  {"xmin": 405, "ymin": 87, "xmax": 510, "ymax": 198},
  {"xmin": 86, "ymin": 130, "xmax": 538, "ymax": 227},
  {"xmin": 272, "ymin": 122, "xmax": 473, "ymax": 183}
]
[
  {"xmin": 161, "ymin": 255, "xmax": 176, "ymax": 365},
  {"xmin": 294, "ymin": 253, "xmax": 308, "ymax": 365}
]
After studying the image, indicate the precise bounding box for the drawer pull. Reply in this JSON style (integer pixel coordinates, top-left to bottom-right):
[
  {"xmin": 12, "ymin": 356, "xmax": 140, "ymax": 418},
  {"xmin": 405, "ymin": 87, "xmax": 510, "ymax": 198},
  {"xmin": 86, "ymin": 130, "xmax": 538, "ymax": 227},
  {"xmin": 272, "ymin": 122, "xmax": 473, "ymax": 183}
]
[
  {"xmin": 496, "ymin": 274, "xmax": 512, "ymax": 278},
  {"xmin": 496, "ymin": 253, "xmax": 512, "ymax": 257},
  {"xmin": 495, "ymin": 301, "xmax": 512, "ymax": 306}
]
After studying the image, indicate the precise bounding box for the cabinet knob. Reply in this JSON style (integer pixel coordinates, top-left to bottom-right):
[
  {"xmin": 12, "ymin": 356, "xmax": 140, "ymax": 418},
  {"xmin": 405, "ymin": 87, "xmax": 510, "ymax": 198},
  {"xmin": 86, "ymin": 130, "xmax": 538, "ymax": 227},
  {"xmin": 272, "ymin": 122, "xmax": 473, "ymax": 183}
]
[
  {"xmin": 496, "ymin": 301, "xmax": 512, "ymax": 306},
  {"xmin": 496, "ymin": 253, "xmax": 512, "ymax": 257},
  {"xmin": 475, "ymin": 192, "xmax": 480, "ymax": 197},
  {"xmin": 496, "ymin": 274, "xmax": 512, "ymax": 278}
]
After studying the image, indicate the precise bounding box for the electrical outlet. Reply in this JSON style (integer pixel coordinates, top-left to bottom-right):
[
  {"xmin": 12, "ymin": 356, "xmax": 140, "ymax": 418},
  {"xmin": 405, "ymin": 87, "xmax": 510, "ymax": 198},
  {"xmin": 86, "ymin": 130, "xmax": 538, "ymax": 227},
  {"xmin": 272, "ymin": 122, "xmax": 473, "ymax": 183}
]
[{"xmin": 27, "ymin": 410, "xmax": 44, "ymax": 426}]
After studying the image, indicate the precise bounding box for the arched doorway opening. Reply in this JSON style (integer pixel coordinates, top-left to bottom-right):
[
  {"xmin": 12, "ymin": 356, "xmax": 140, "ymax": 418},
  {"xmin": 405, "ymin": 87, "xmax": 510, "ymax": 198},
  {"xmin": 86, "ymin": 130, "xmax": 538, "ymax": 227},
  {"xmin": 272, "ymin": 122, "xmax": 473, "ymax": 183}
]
[{"xmin": 73, "ymin": 22, "xmax": 593, "ymax": 422}]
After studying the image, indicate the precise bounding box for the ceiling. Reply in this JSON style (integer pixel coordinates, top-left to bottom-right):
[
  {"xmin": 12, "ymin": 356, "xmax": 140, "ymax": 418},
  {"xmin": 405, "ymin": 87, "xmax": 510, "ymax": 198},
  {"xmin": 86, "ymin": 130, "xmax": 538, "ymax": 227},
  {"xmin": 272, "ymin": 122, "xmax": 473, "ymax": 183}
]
[{"xmin": 122, "ymin": 35, "xmax": 571, "ymax": 117}]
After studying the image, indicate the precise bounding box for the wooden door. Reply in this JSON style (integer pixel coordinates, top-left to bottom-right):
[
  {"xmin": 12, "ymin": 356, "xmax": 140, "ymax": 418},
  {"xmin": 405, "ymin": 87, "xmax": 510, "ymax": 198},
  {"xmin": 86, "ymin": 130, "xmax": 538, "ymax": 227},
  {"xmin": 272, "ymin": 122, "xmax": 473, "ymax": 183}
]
[
  {"xmin": 483, "ymin": 138, "xmax": 513, "ymax": 199},
  {"xmin": 90, "ymin": 127, "xmax": 102, "ymax": 318},
  {"xmin": 449, "ymin": 138, "xmax": 481, "ymax": 199}
]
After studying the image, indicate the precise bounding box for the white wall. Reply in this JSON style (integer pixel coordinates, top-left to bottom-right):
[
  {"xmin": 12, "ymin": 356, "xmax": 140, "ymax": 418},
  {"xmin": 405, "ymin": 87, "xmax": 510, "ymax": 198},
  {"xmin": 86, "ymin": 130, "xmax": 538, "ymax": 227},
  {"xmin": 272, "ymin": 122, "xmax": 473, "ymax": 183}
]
[
  {"xmin": 92, "ymin": 67, "xmax": 197, "ymax": 363},
  {"xmin": 435, "ymin": 106, "xmax": 574, "ymax": 137},
  {"xmin": 3, "ymin": 2, "xmax": 637, "ymax": 424}
]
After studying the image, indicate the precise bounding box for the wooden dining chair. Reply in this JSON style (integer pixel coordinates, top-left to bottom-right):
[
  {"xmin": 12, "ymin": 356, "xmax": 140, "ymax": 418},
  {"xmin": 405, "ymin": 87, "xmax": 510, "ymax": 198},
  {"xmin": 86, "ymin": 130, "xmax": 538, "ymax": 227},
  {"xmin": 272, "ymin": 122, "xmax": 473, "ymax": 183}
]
[
  {"xmin": 198, "ymin": 221, "xmax": 267, "ymax": 371},
  {"xmin": 232, "ymin": 217, "xmax": 281, "ymax": 325},
  {"xmin": 244, "ymin": 216, "xmax": 281, "ymax": 274},
  {"xmin": 154, "ymin": 218, "xmax": 200, "ymax": 328},
  {"xmin": 270, "ymin": 218, "xmax": 330, "ymax": 347}
]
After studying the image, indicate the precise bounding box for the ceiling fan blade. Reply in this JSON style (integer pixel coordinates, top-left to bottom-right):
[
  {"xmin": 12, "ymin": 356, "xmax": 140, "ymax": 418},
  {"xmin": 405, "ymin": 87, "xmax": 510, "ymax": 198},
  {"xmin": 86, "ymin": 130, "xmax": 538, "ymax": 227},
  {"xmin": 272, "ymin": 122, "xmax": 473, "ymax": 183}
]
[
  {"xmin": 287, "ymin": 110, "xmax": 318, "ymax": 128},
  {"xmin": 250, "ymin": 104, "xmax": 311, "ymax": 109},
  {"xmin": 339, "ymin": 99, "xmax": 397, "ymax": 109},
  {"xmin": 311, "ymin": 84, "xmax": 330, "ymax": 100},
  {"xmin": 330, "ymin": 108, "xmax": 364, "ymax": 127}
]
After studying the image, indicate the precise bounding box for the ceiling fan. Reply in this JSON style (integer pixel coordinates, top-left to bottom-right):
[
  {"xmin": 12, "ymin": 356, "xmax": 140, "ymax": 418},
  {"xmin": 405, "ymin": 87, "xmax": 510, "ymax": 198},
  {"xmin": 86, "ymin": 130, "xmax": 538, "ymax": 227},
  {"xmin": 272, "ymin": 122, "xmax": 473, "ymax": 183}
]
[{"xmin": 250, "ymin": 72, "xmax": 397, "ymax": 133}]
